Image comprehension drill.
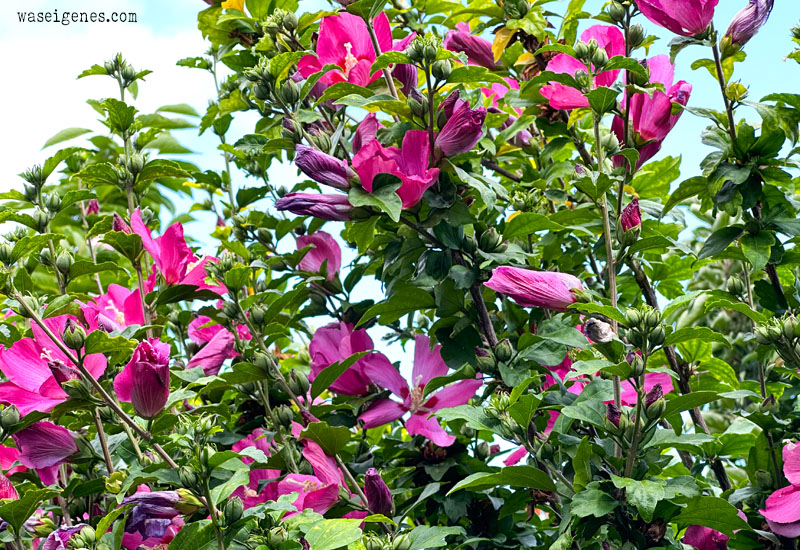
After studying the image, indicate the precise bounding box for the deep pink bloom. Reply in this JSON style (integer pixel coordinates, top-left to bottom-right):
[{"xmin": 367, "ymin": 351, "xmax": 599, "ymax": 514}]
[
  {"xmin": 268, "ymin": 474, "xmax": 340, "ymax": 514},
  {"xmin": 392, "ymin": 63, "xmax": 418, "ymax": 96},
  {"xmin": 231, "ymin": 429, "xmax": 282, "ymax": 509},
  {"xmin": 0, "ymin": 315, "xmax": 106, "ymax": 416},
  {"xmin": 130, "ymin": 209, "xmax": 226, "ymax": 295},
  {"xmin": 13, "ymin": 422, "xmax": 78, "ymax": 485},
  {"xmin": 540, "ymin": 25, "xmax": 625, "ymax": 110},
  {"xmin": 359, "ymin": 335, "xmax": 482, "ymax": 447},
  {"xmin": 186, "ymin": 328, "xmax": 236, "ymax": 376},
  {"xmin": 353, "ymin": 130, "xmax": 440, "ymax": 209},
  {"xmin": 435, "ymin": 98, "xmax": 486, "ymax": 158},
  {"xmin": 637, "ymin": 0, "xmax": 718, "ymax": 37},
  {"xmin": 295, "ymin": 145, "xmax": 356, "ymax": 191},
  {"xmin": 504, "ymin": 446, "xmax": 529, "ymax": 466},
  {"xmin": 684, "ymin": 510, "xmax": 747, "ymax": 549},
  {"xmin": 621, "ymin": 198, "xmax": 642, "ymax": 231},
  {"xmin": 309, "ymin": 322, "xmax": 391, "ymax": 396},
  {"xmin": 761, "ymin": 442, "xmax": 800, "ymax": 537},
  {"xmin": 611, "ymin": 56, "xmax": 692, "ymax": 169},
  {"xmin": 297, "ymin": 232, "xmax": 342, "ymax": 281},
  {"xmin": 485, "ymin": 266, "xmax": 583, "ymax": 311},
  {"xmin": 41, "ymin": 524, "xmax": 89, "ymax": 550},
  {"xmin": 353, "ymin": 113, "xmax": 384, "ymax": 154},
  {"xmin": 188, "ymin": 315, "xmax": 250, "ymax": 353},
  {"xmin": 0, "ymin": 445, "xmax": 25, "ymax": 476},
  {"xmin": 275, "ymin": 193, "xmax": 354, "ymax": 221},
  {"xmin": 364, "ymin": 468, "xmax": 393, "ymax": 515},
  {"xmin": 0, "ymin": 474, "xmax": 17, "ymax": 500},
  {"xmin": 83, "ymin": 284, "xmax": 144, "ymax": 332},
  {"xmin": 443, "ymin": 22, "xmax": 500, "ymax": 70},
  {"xmin": 297, "ymin": 13, "xmax": 413, "ymax": 88},
  {"xmin": 114, "ymin": 339, "xmax": 171, "ymax": 418},
  {"xmin": 724, "ymin": 0, "xmax": 774, "ymax": 49}
]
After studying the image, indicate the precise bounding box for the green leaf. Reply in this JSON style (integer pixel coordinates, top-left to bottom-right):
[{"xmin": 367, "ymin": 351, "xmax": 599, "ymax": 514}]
[
  {"xmin": 168, "ymin": 520, "xmax": 216, "ymax": 550},
  {"xmin": 269, "ymin": 51, "xmax": 307, "ymax": 84},
  {"xmin": 224, "ymin": 266, "xmax": 251, "ymax": 290},
  {"xmin": 348, "ymin": 182, "xmax": 402, "ymax": 222},
  {"xmin": 0, "ymin": 487, "xmax": 60, "ymax": 533},
  {"xmin": 83, "ymin": 330, "xmax": 137, "ymax": 356},
  {"xmin": 448, "ymin": 65, "xmax": 509, "ymax": 86},
  {"xmin": 43, "ymin": 128, "xmax": 92, "ymax": 149},
  {"xmin": 138, "ymin": 159, "xmax": 192, "ymax": 183},
  {"xmin": 298, "ymin": 422, "xmax": 351, "ymax": 456},
  {"xmin": 699, "ymin": 226, "xmax": 744, "ymax": 259},
  {"xmin": 602, "ymin": 55, "xmax": 649, "ymax": 79},
  {"xmin": 664, "ymin": 327, "xmax": 730, "ymax": 348},
  {"xmin": 567, "ymin": 303, "xmax": 627, "ymax": 326},
  {"xmin": 508, "ymin": 393, "xmax": 541, "ymax": 428},
  {"xmin": 371, "ymin": 51, "xmax": 413, "ymax": 74},
  {"xmin": 664, "ymin": 391, "xmax": 719, "ymax": 418},
  {"xmin": 435, "ymin": 405, "xmax": 502, "ymax": 432},
  {"xmin": 310, "ymin": 352, "xmax": 370, "ymax": 399},
  {"xmin": 304, "ymin": 519, "xmax": 364, "ymax": 550},
  {"xmin": 610, "ymin": 476, "xmax": 665, "ymax": 522},
  {"xmin": 503, "ymin": 213, "xmax": 565, "ymax": 240},
  {"xmin": 69, "ymin": 261, "xmax": 123, "ymax": 279},
  {"xmin": 78, "ymin": 64, "xmax": 109, "ymax": 78},
  {"xmin": 102, "ymin": 98, "xmax": 137, "ymax": 134},
  {"xmin": 741, "ymin": 232, "xmax": 775, "ymax": 273},
  {"xmin": 447, "ymin": 465, "xmax": 555, "ymax": 495},
  {"xmin": 405, "ymin": 526, "xmax": 465, "ymax": 550},
  {"xmin": 101, "ymin": 231, "xmax": 143, "ymax": 262},
  {"xmin": 674, "ymin": 496, "xmax": 752, "ymax": 537},
  {"xmin": 704, "ymin": 295, "xmax": 766, "ymax": 323},
  {"xmin": 356, "ymin": 286, "xmax": 434, "ymax": 327},
  {"xmin": 571, "ymin": 488, "xmax": 620, "ymax": 518},
  {"xmin": 77, "ymin": 163, "xmax": 120, "ymax": 187},
  {"xmin": 96, "ymin": 504, "xmax": 134, "ymax": 540},
  {"xmin": 586, "ymin": 86, "xmax": 619, "ymax": 114},
  {"xmin": 11, "ymin": 234, "xmax": 58, "ymax": 263},
  {"xmin": 157, "ymin": 104, "xmax": 200, "ymax": 117},
  {"xmin": 664, "ymin": 176, "xmax": 707, "ymax": 214}
]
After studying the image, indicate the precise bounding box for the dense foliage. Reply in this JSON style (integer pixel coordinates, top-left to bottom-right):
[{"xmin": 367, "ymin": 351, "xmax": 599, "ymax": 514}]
[{"xmin": 1, "ymin": 0, "xmax": 800, "ymax": 548}]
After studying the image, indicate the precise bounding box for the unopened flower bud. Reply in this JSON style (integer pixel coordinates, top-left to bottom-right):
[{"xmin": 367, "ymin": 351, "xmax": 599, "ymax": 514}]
[
  {"xmin": 624, "ymin": 308, "xmax": 642, "ymax": 328},
  {"xmin": 584, "ymin": 318, "xmax": 614, "ymax": 344},
  {"xmin": 727, "ymin": 275, "xmax": 745, "ymax": 296},
  {"xmin": 56, "ymin": 251, "xmax": 74, "ymax": 275},
  {"xmin": 643, "ymin": 309, "xmax": 661, "ymax": 329},
  {"xmin": 274, "ymin": 404, "xmax": 294, "ymax": 429},
  {"xmin": 268, "ymin": 527, "xmax": 288, "ymax": 547},
  {"xmin": 62, "ymin": 319, "xmax": 86, "ymax": 351},
  {"xmin": 289, "ymin": 371, "xmax": 310, "ymax": 396},
  {"xmin": 574, "ymin": 42, "xmax": 591, "ymax": 61},
  {"xmin": 605, "ymin": 403, "xmax": 622, "ymax": 432},
  {"xmin": 648, "ymin": 326, "xmax": 665, "ymax": 347},
  {"xmin": 225, "ymin": 496, "xmax": 244, "ymax": 525},
  {"xmin": 364, "ymin": 468, "xmax": 394, "ymax": 515},
  {"xmin": 628, "ymin": 24, "xmax": 645, "ymax": 48},
  {"xmin": 179, "ymin": 466, "xmax": 198, "ymax": 488},
  {"xmin": 0, "ymin": 244, "xmax": 14, "ymax": 267},
  {"xmin": 493, "ymin": 339, "xmax": 513, "ymax": 363},
  {"xmin": 0, "ymin": 406, "xmax": 20, "ymax": 430},
  {"xmin": 282, "ymin": 11, "xmax": 298, "ymax": 31},
  {"xmin": 591, "ymin": 48, "xmax": 609, "ymax": 69},
  {"xmin": 608, "ymin": 1, "xmax": 626, "ymax": 23},
  {"xmin": 393, "ymin": 534, "xmax": 411, "ymax": 550},
  {"xmin": 431, "ymin": 59, "xmax": 452, "ymax": 81},
  {"xmin": 475, "ymin": 441, "xmax": 491, "ymax": 461}
]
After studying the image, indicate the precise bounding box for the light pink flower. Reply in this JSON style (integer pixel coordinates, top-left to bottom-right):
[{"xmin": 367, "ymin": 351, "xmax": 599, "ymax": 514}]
[
  {"xmin": 297, "ymin": 232, "xmax": 342, "ymax": 281},
  {"xmin": 13, "ymin": 421, "xmax": 78, "ymax": 485},
  {"xmin": 297, "ymin": 13, "xmax": 414, "ymax": 88},
  {"xmin": 485, "ymin": 266, "xmax": 583, "ymax": 311},
  {"xmin": 540, "ymin": 25, "xmax": 625, "ymax": 110},
  {"xmin": 358, "ymin": 335, "xmax": 482, "ymax": 447},
  {"xmin": 353, "ymin": 130, "xmax": 440, "ymax": 209},
  {"xmin": 130, "ymin": 209, "xmax": 226, "ymax": 295},
  {"xmin": 309, "ymin": 322, "xmax": 391, "ymax": 396},
  {"xmin": 637, "ymin": 0, "xmax": 718, "ymax": 37},
  {"xmin": 0, "ymin": 315, "xmax": 106, "ymax": 416}
]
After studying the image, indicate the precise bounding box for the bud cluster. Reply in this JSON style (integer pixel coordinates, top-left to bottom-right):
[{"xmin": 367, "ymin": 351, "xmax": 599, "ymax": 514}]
[
  {"xmin": 104, "ymin": 53, "xmax": 139, "ymax": 88},
  {"xmin": 623, "ymin": 306, "xmax": 665, "ymax": 351},
  {"xmin": 405, "ymin": 36, "xmax": 441, "ymax": 66},
  {"xmin": 754, "ymin": 314, "xmax": 800, "ymax": 367},
  {"xmin": 262, "ymin": 9, "xmax": 299, "ymax": 40},
  {"xmin": 503, "ymin": 0, "xmax": 529, "ymax": 20},
  {"xmin": 574, "ymin": 39, "xmax": 608, "ymax": 72}
]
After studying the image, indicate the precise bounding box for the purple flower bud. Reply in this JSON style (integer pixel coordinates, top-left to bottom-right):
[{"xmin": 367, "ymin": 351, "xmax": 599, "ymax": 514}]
[
  {"xmin": 364, "ymin": 468, "xmax": 393, "ymax": 515},
  {"xmin": 392, "ymin": 64, "xmax": 418, "ymax": 97},
  {"xmin": 295, "ymin": 145, "xmax": 356, "ymax": 191},
  {"xmin": 275, "ymin": 193, "xmax": 353, "ymax": 221},
  {"xmin": 725, "ymin": 0, "xmax": 773, "ymax": 51},
  {"xmin": 443, "ymin": 22, "xmax": 501, "ymax": 70},
  {"xmin": 114, "ymin": 339, "xmax": 171, "ymax": 419},
  {"xmin": 48, "ymin": 362, "xmax": 81, "ymax": 386},
  {"xmin": 484, "ymin": 266, "xmax": 583, "ymax": 311},
  {"xmin": 645, "ymin": 384, "xmax": 664, "ymax": 409},
  {"xmin": 606, "ymin": 403, "xmax": 621, "ymax": 428},
  {"xmin": 621, "ymin": 198, "xmax": 642, "ymax": 231},
  {"xmin": 112, "ymin": 213, "xmax": 132, "ymax": 234},
  {"xmin": 435, "ymin": 100, "xmax": 486, "ymax": 157},
  {"xmin": 86, "ymin": 199, "xmax": 100, "ymax": 215}
]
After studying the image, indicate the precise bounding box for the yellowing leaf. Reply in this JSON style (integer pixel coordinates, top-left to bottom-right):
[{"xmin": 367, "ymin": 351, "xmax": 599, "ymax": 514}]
[
  {"xmin": 515, "ymin": 52, "xmax": 536, "ymax": 66},
  {"xmin": 221, "ymin": 0, "xmax": 245, "ymax": 11},
  {"xmin": 492, "ymin": 27, "xmax": 516, "ymax": 63}
]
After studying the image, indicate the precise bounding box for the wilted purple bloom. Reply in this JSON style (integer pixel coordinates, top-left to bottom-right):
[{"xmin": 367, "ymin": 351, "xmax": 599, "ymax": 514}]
[
  {"xmin": 86, "ymin": 199, "xmax": 100, "ymax": 215},
  {"xmin": 12, "ymin": 422, "xmax": 78, "ymax": 486},
  {"xmin": 295, "ymin": 145, "xmax": 356, "ymax": 191},
  {"xmin": 275, "ymin": 193, "xmax": 353, "ymax": 222},
  {"xmin": 484, "ymin": 267, "xmax": 583, "ymax": 311},
  {"xmin": 583, "ymin": 318, "xmax": 613, "ymax": 344},
  {"xmin": 439, "ymin": 90, "xmax": 462, "ymax": 120},
  {"xmin": 644, "ymin": 384, "xmax": 664, "ymax": 409},
  {"xmin": 636, "ymin": 0, "xmax": 718, "ymax": 37},
  {"xmin": 620, "ymin": 198, "xmax": 642, "ymax": 231},
  {"xmin": 48, "ymin": 362, "xmax": 81, "ymax": 386},
  {"xmin": 41, "ymin": 524, "xmax": 89, "ymax": 550},
  {"xmin": 364, "ymin": 468, "xmax": 393, "ymax": 515},
  {"xmin": 443, "ymin": 22, "xmax": 500, "ymax": 70},
  {"xmin": 122, "ymin": 491, "xmax": 182, "ymax": 538},
  {"xmin": 435, "ymin": 99, "xmax": 486, "ymax": 157},
  {"xmin": 606, "ymin": 403, "xmax": 621, "ymax": 428},
  {"xmin": 724, "ymin": 0, "xmax": 774, "ymax": 50},
  {"xmin": 114, "ymin": 338, "xmax": 171, "ymax": 419},
  {"xmin": 392, "ymin": 63, "xmax": 418, "ymax": 97}
]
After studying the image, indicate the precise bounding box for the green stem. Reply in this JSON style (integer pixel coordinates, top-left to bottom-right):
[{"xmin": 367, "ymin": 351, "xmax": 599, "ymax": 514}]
[
  {"xmin": 623, "ymin": 357, "xmax": 647, "ymax": 478},
  {"xmin": 711, "ymin": 41, "xmax": 737, "ymax": 143},
  {"xmin": 258, "ymin": 381, "xmax": 299, "ymax": 474},
  {"xmin": 94, "ymin": 408, "xmax": 115, "ymax": 474},
  {"xmin": 204, "ymin": 478, "xmax": 226, "ymax": 550},
  {"xmin": 365, "ymin": 18, "xmax": 399, "ymax": 100}
]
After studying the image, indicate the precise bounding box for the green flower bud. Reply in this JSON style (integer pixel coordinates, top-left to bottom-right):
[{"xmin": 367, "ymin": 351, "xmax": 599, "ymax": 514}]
[
  {"xmin": 405, "ymin": 41, "xmax": 424, "ymax": 63},
  {"xmin": 601, "ymin": 132, "xmax": 619, "ymax": 153},
  {"xmin": 727, "ymin": 275, "xmax": 745, "ymax": 296},
  {"xmin": 393, "ymin": 534, "xmax": 411, "ymax": 550},
  {"xmin": 21, "ymin": 165, "xmax": 45, "ymax": 187},
  {"xmin": 423, "ymin": 44, "xmax": 438, "ymax": 63},
  {"xmin": 79, "ymin": 526, "xmax": 96, "ymax": 545},
  {"xmin": 574, "ymin": 42, "xmax": 591, "ymax": 61},
  {"xmin": 475, "ymin": 348, "xmax": 496, "ymax": 373},
  {"xmin": 279, "ymin": 79, "xmax": 300, "ymax": 106},
  {"xmin": 591, "ymin": 48, "xmax": 609, "ymax": 69},
  {"xmin": 431, "ymin": 59, "xmax": 452, "ymax": 81},
  {"xmin": 0, "ymin": 244, "xmax": 14, "ymax": 267},
  {"xmin": 179, "ymin": 466, "xmax": 198, "ymax": 488},
  {"xmin": 630, "ymin": 353, "xmax": 645, "ymax": 377},
  {"xmin": 363, "ymin": 534, "xmax": 386, "ymax": 550},
  {"xmin": 274, "ymin": 404, "xmax": 294, "ymax": 429},
  {"xmin": 253, "ymin": 82, "xmax": 272, "ymax": 101},
  {"xmin": 43, "ymin": 193, "xmax": 62, "ymax": 214},
  {"xmin": 755, "ymin": 469, "xmax": 773, "ymax": 489},
  {"xmin": 643, "ymin": 309, "xmax": 661, "ymax": 329},
  {"xmin": 282, "ymin": 11, "xmax": 298, "ymax": 32},
  {"xmin": 33, "ymin": 210, "xmax": 49, "ymax": 232},
  {"xmin": 754, "ymin": 325, "xmax": 772, "ymax": 345},
  {"xmin": 648, "ymin": 325, "xmax": 665, "ymax": 347},
  {"xmin": 479, "ymin": 228, "xmax": 505, "ymax": 253},
  {"xmin": 624, "ymin": 308, "xmax": 642, "ymax": 328},
  {"xmin": 225, "ymin": 496, "xmax": 244, "ymax": 525},
  {"xmin": 0, "ymin": 406, "xmax": 20, "ymax": 430},
  {"xmin": 783, "ymin": 317, "xmax": 797, "ymax": 340},
  {"xmin": 408, "ymin": 97, "xmax": 426, "ymax": 119},
  {"xmin": 250, "ymin": 305, "xmax": 266, "ymax": 326},
  {"xmin": 475, "ymin": 441, "xmax": 490, "ymax": 461},
  {"xmin": 104, "ymin": 61, "xmax": 116, "ymax": 75},
  {"xmin": 56, "ymin": 251, "xmax": 74, "ymax": 275},
  {"xmin": 268, "ymin": 527, "xmax": 288, "ymax": 547},
  {"xmin": 493, "ymin": 338, "xmax": 513, "ymax": 363},
  {"xmin": 645, "ymin": 397, "xmax": 666, "ymax": 420},
  {"xmin": 628, "ymin": 24, "xmax": 645, "ymax": 48},
  {"xmin": 289, "ymin": 371, "xmax": 310, "ymax": 396},
  {"xmin": 460, "ymin": 424, "xmax": 475, "ymax": 438},
  {"xmin": 574, "ymin": 70, "xmax": 593, "ymax": 90},
  {"xmin": 62, "ymin": 320, "xmax": 86, "ymax": 351},
  {"xmin": 608, "ymin": 1, "xmax": 626, "ymax": 23},
  {"xmin": 221, "ymin": 302, "xmax": 240, "ymax": 319},
  {"xmin": 121, "ymin": 65, "xmax": 137, "ymax": 84}
]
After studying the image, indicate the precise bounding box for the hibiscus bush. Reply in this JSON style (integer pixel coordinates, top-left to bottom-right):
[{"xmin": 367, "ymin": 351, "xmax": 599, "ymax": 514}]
[{"xmin": 2, "ymin": 0, "xmax": 800, "ymax": 548}]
